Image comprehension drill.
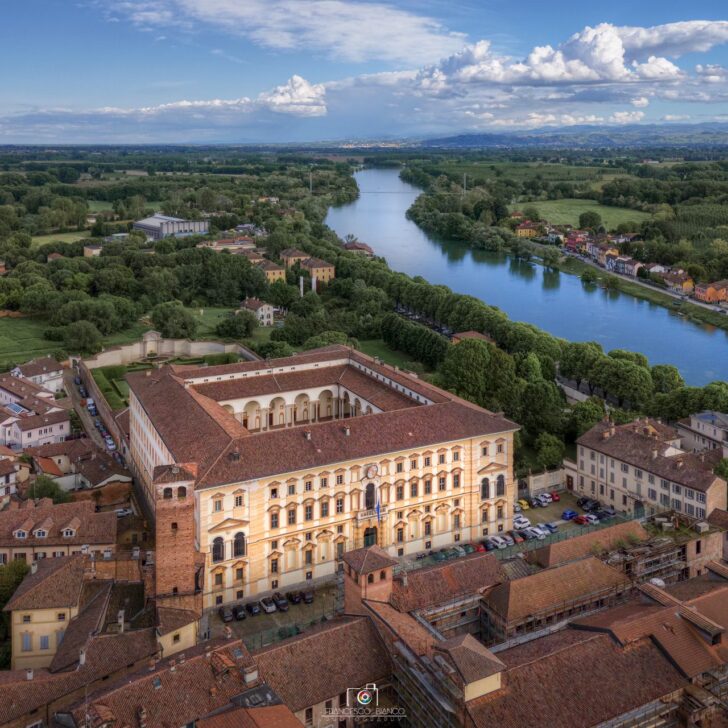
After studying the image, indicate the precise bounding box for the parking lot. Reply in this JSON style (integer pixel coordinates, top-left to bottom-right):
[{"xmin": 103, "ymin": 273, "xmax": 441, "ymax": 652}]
[
  {"xmin": 516, "ymin": 490, "xmax": 582, "ymax": 530},
  {"xmin": 208, "ymin": 583, "xmax": 339, "ymax": 650}
]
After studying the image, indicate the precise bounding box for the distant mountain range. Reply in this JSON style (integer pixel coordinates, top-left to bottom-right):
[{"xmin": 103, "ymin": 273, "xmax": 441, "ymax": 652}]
[{"xmin": 420, "ymin": 123, "xmax": 728, "ymax": 149}]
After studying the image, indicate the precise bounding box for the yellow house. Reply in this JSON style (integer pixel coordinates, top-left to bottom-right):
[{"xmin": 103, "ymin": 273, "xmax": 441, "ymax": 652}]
[
  {"xmin": 156, "ymin": 606, "xmax": 199, "ymax": 658},
  {"xmin": 300, "ymin": 257, "xmax": 336, "ymax": 284},
  {"xmin": 256, "ymin": 259, "xmax": 286, "ymax": 284},
  {"xmin": 126, "ymin": 346, "xmax": 519, "ymax": 609},
  {"xmin": 4, "ymin": 555, "xmax": 86, "ymax": 670},
  {"xmin": 515, "ymin": 222, "xmax": 539, "ymax": 238},
  {"xmin": 280, "ymin": 248, "xmax": 309, "ymax": 268}
]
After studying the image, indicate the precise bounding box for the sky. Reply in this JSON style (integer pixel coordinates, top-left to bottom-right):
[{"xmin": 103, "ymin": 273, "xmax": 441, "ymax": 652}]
[{"xmin": 1, "ymin": 0, "xmax": 728, "ymax": 142}]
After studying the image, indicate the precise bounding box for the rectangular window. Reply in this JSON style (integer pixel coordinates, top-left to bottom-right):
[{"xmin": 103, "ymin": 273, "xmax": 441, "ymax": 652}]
[
  {"xmin": 336, "ymin": 474, "xmax": 343, "ymax": 485},
  {"xmin": 424, "ymin": 479, "xmax": 432, "ymax": 495},
  {"xmin": 439, "ymin": 477, "xmax": 446, "ymax": 491},
  {"xmin": 305, "ymin": 550, "xmax": 312, "ymax": 565},
  {"xmin": 648, "ymin": 488, "xmax": 657, "ymax": 500},
  {"xmin": 235, "ymin": 567, "xmax": 243, "ymax": 581},
  {"xmin": 396, "ymin": 485, "xmax": 404, "ymax": 500},
  {"xmin": 673, "ymin": 484, "xmax": 681, "ymax": 495},
  {"xmin": 424, "ymin": 456, "xmax": 431, "ymax": 467},
  {"xmin": 397, "ymin": 528, "xmax": 404, "ymax": 543},
  {"xmin": 410, "ymin": 482, "xmax": 418, "ymax": 498},
  {"xmin": 336, "ymin": 498, "xmax": 344, "ymax": 514},
  {"xmin": 234, "ymin": 495, "xmax": 243, "ymax": 508},
  {"xmin": 288, "ymin": 509, "xmax": 296, "ymax": 525},
  {"xmin": 213, "ymin": 499, "xmax": 222, "ymax": 512},
  {"xmin": 621, "ymin": 463, "xmax": 629, "ymax": 473},
  {"xmin": 21, "ymin": 633, "xmax": 31, "ymax": 652},
  {"xmin": 40, "ymin": 635, "xmax": 49, "ymax": 650},
  {"xmin": 320, "ymin": 477, "xmax": 328, "ymax": 488},
  {"xmin": 410, "ymin": 459, "xmax": 417, "ymax": 469},
  {"xmin": 672, "ymin": 498, "xmax": 682, "ymax": 512},
  {"xmin": 481, "ymin": 446, "xmax": 488, "ymax": 456},
  {"xmin": 22, "ymin": 615, "xmax": 31, "ymax": 624},
  {"xmin": 635, "ymin": 469, "xmax": 642, "ymax": 478},
  {"xmin": 439, "ymin": 453, "xmax": 446, "ymax": 464},
  {"xmin": 497, "ymin": 506, "xmax": 503, "ymax": 519},
  {"xmin": 271, "ymin": 487, "xmax": 278, "ymax": 499},
  {"xmin": 271, "ymin": 559, "xmax": 278, "ymax": 574},
  {"xmin": 57, "ymin": 613, "xmax": 65, "ymax": 621},
  {"xmin": 453, "ymin": 451, "xmax": 460, "ymax": 461},
  {"xmin": 685, "ymin": 489, "xmax": 694, "ymax": 500},
  {"xmin": 288, "ymin": 483, "xmax": 295, "ymax": 496},
  {"xmin": 304, "ymin": 480, "xmax": 312, "ymax": 492},
  {"xmin": 305, "ymin": 708, "xmax": 313, "ymax": 726},
  {"xmin": 214, "ymin": 572, "xmax": 223, "ymax": 586},
  {"xmin": 425, "ymin": 521, "xmax": 431, "ymax": 535},
  {"xmin": 497, "ymin": 444, "xmax": 504, "ymax": 454},
  {"xmin": 660, "ymin": 494, "xmax": 670, "ymax": 507},
  {"xmin": 270, "ymin": 513, "xmax": 279, "ymax": 529},
  {"xmin": 320, "ymin": 501, "xmax": 329, "ymax": 518},
  {"xmin": 396, "ymin": 462, "xmax": 403, "ymax": 473},
  {"xmin": 453, "ymin": 474, "xmax": 460, "ymax": 488},
  {"xmin": 454, "ymin": 514, "xmax": 461, "ymax": 529},
  {"xmin": 305, "ymin": 505, "xmax": 313, "ymax": 521}
]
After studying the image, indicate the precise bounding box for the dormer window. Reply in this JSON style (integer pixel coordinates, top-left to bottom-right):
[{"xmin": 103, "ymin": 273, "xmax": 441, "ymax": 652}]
[
  {"xmin": 34, "ymin": 530, "xmax": 47, "ymax": 539},
  {"xmin": 15, "ymin": 530, "xmax": 26, "ymax": 539},
  {"xmin": 62, "ymin": 529, "xmax": 75, "ymax": 538}
]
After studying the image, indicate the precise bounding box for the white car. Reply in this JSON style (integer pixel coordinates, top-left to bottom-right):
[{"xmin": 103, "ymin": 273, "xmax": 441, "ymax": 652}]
[
  {"xmin": 524, "ymin": 526, "xmax": 546, "ymax": 540},
  {"xmin": 513, "ymin": 517, "xmax": 531, "ymax": 530},
  {"xmin": 584, "ymin": 513, "xmax": 599, "ymax": 525},
  {"xmin": 488, "ymin": 536, "xmax": 508, "ymax": 550},
  {"xmin": 259, "ymin": 596, "xmax": 277, "ymax": 614},
  {"xmin": 538, "ymin": 493, "xmax": 553, "ymax": 504},
  {"xmin": 533, "ymin": 524, "xmax": 551, "ymax": 537}
]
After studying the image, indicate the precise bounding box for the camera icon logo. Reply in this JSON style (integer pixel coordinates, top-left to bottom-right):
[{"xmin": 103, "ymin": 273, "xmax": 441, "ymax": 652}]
[{"xmin": 348, "ymin": 683, "xmax": 379, "ymax": 708}]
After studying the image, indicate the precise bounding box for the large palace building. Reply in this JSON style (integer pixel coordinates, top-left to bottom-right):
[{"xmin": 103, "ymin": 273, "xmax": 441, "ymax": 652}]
[{"xmin": 127, "ymin": 346, "xmax": 518, "ymax": 608}]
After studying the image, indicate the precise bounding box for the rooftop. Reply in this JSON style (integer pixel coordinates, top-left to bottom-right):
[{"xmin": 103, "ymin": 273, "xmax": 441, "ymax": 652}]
[
  {"xmin": 4, "ymin": 555, "xmax": 86, "ymax": 612},
  {"xmin": 14, "ymin": 356, "xmax": 63, "ymax": 378}
]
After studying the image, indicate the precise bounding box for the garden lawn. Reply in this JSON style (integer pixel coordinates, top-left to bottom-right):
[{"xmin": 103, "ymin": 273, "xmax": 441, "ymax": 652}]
[
  {"xmin": 513, "ymin": 199, "xmax": 651, "ymax": 229},
  {"xmin": 31, "ymin": 231, "xmax": 92, "ymax": 248},
  {"xmin": 357, "ymin": 339, "xmax": 429, "ymax": 371},
  {"xmin": 0, "ymin": 317, "xmax": 58, "ymax": 365}
]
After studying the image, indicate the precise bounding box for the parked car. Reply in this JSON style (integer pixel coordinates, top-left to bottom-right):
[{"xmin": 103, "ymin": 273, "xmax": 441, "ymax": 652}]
[
  {"xmin": 301, "ymin": 589, "xmax": 314, "ymax": 604},
  {"xmin": 259, "ymin": 597, "xmax": 277, "ymax": 614},
  {"xmin": 549, "ymin": 491, "xmax": 561, "ymax": 502},
  {"xmin": 537, "ymin": 493, "xmax": 552, "ymax": 504},
  {"xmin": 542, "ymin": 522, "xmax": 559, "ymax": 533},
  {"xmin": 432, "ymin": 550, "xmax": 447, "ymax": 561},
  {"xmin": 285, "ymin": 591, "xmax": 303, "ymax": 605},
  {"xmin": 488, "ymin": 536, "xmax": 508, "ymax": 550},
  {"xmin": 444, "ymin": 548, "xmax": 461, "ymax": 560},
  {"xmin": 584, "ymin": 514, "xmax": 600, "ymax": 525},
  {"xmin": 472, "ymin": 542, "xmax": 486, "ymax": 552},
  {"xmin": 232, "ymin": 605, "xmax": 246, "ymax": 621},
  {"xmin": 79, "ymin": 386, "xmax": 87, "ymax": 398},
  {"xmin": 509, "ymin": 530, "xmax": 525, "ymax": 544},
  {"xmin": 272, "ymin": 592, "xmax": 289, "ymax": 611},
  {"xmin": 453, "ymin": 545, "xmax": 467, "ymax": 557},
  {"xmin": 513, "ymin": 503, "xmax": 522, "ymax": 513},
  {"xmin": 245, "ymin": 602, "xmax": 261, "ymax": 616},
  {"xmin": 517, "ymin": 499, "xmax": 530, "ymax": 510},
  {"xmin": 481, "ymin": 539, "xmax": 496, "ymax": 552},
  {"xmin": 533, "ymin": 524, "xmax": 551, "ymax": 538},
  {"xmin": 513, "ymin": 516, "xmax": 531, "ymax": 529},
  {"xmin": 501, "ymin": 534, "xmax": 515, "ymax": 547},
  {"xmin": 461, "ymin": 543, "xmax": 476, "ymax": 554},
  {"xmin": 561, "ymin": 509, "xmax": 578, "ymax": 520},
  {"xmin": 524, "ymin": 527, "xmax": 546, "ymax": 541},
  {"xmin": 573, "ymin": 515, "xmax": 589, "ymax": 525},
  {"xmin": 594, "ymin": 510, "xmax": 615, "ymax": 521},
  {"xmin": 114, "ymin": 507, "xmax": 133, "ymax": 518},
  {"xmin": 218, "ymin": 606, "xmax": 234, "ymax": 623},
  {"xmin": 519, "ymin": 528, "xmax": 536, "ymax": 541},
  {"xmin": 73, "ymin": 376, "xmax": 82, "ymax": 386}
]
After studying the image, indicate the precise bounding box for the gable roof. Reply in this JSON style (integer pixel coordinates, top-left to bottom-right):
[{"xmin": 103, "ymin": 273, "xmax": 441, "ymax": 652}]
[
  {"xmin": 434, "ymin": 634, "xmax": 504, "ymax": 683},
  {"xmin": 15, "ymin": 356, "xmax": 63, "ymax": 378},
  {"xmin": 342, "ymin": 545, "xmax": 397, "ymax": 575},
  {"xmin": 4, "ymin": 555, "xmax": 86, "ymax": 611}
]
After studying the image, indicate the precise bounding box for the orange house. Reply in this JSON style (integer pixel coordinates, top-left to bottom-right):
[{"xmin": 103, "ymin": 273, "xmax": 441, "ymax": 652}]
[
  {"xmin": 256, "ymin": 260, "xmax": 286, "ymax": 284},
  {"xmin": 280, "ymin": 248, "xmax": 309, "ymax": 268},
  {"xmin": 301, "ymin": 257, "xmax": 335, "ymax": 283},
  {"xmin": 694, "ymin": 280, "xmax": 728, "ymax": 303}
]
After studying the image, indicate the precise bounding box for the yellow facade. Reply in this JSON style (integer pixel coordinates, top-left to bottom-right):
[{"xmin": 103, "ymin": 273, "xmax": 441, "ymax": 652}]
[
  {"xmin": 198, "ymin": 433, "xmax": 515, "ymax": 608},
  {"xmin": 515, "ymin": 227, "xmax": 537, "ymax": 238},
  {"xmin": 262, "ymin": 266, "xmax": 285, "ymax": 283},
  {"xmin": 303, "ymin": 264, "xmax": 335, "ymax": 283},
  {"xmin": 157, "ymin": 619, "xmax": 198, "ymax": 659},
  {"xmin": 10, "ymin": 604, "xmax": 76, "ymax": 670}
]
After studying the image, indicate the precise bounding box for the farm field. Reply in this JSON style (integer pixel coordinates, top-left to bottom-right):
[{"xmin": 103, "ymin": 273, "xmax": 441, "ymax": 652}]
[{"xmin": 512, "ymin": 198, "xmax": 651, "ymax": 228}]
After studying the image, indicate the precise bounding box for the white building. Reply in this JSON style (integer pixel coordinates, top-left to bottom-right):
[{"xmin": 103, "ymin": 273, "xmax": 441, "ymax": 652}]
[
  {"xmin": 240, "ymin": 298, "xmax": 275, "ymax": 326},
  {"xmin": 132, "ymin": 213, "xmax": 209, "ymax": 241},
  {"xmin": 677, "ymin": 411, "xmax": 728, "ymax": 456},
  {"xmin": 12, "ymin": 357, "xmax": 64, "ymax": 393}
]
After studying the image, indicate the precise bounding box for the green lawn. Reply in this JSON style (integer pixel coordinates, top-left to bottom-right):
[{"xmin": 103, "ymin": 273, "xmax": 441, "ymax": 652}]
[
  {"xmin": 0, "ymin": 317, "xmax": 59, "ymax": 365},
  {"xmin": 357, "ymin": 339, "xmax": 428, "ymax": 371},
  {"xmin": 87, "ymin": 200, "xmax": 114, "ymax": 212},
  {"xmin": 513, "ymin": 199, "xmax": 651, "ymax": 229},
  {"xmin": 31, "ymin": 230, "xmax": 92, "ymax": 248}
]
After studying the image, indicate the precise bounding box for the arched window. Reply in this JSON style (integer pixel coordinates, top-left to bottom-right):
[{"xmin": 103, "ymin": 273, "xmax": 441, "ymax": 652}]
[
  {"xmin": 496, "ymin": 475, "xmax": 505, "ymax": 497},
  {"xmin": 365, "ymin": 483, "xmax": 376, "ymax": 510},
  {"xmin": 163, "ymin": 487, "xmax": 173, "ymax": 500},
  {"xmin": 212, "ymin": 537, "xmax": 225, "ymax": 563},
  {"xmin": 233, "ymin": 532, "xmax": 246, "ymax": 558},
  {"xmin": 481, "ymin": 478, "xmax": 490, "ymax": 500},
  {"xmin": 177, "ymin": 486, "xmax": 187, "ymax": 499}
]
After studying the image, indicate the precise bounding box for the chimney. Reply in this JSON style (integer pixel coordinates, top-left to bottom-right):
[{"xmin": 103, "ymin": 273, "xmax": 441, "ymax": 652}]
[
  {"xmin": 178, "ymin": 653, "xmax": 186, "ymax": 664},
  {"xmin": 304, "ymin": 430, "xmax": 311, "ymax": 441},
  {"xmin": 145, "ymin": 369, "xmax": 151, "ymax": 377},
  {"xmin": 344, "ymin": 425, "xmax": 351, "ymax": 437},
  {"xmin": 26, "ymin": 668, "xmax": 33, "ymax": 681},
  {"xmin": 169, "ymin": 659, "xmax": 176, "ymax": 672},
  {"xmin": 244, "ymin": 665, "xmax": 259, "ymax": 685},
  {"xmin": 223, "ymin": 625, "xmax": 232, "ymax": 639},
  {"xmin": 677, "ymin": 460, "xmax": 684, "ymax": 469},
  {"xmin": 148, "ymin": 658, "xmax": 156, "ymax": 672},
  {"xmin": 79, "ymin": 648, "xmax": 86, "ymax": 666},
  {"xmin": 118, "ymin": 609, "xmax": 125, "ymax": 633},
  {"xmin": 652, "ymin": 448, "xmax": 658, "ymax": 460},
  {"xmin": 401, "ymin": 571, "xmax": 408, "ymax": 588},
  {"xmin": 31, "ymin": 562, "xmax": 38, "ymax": 574}
]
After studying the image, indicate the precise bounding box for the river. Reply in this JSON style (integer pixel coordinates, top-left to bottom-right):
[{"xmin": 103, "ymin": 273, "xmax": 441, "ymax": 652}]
[{"xmin": 325, "ymin": 167, "xmax": 728, "ymax": 386}]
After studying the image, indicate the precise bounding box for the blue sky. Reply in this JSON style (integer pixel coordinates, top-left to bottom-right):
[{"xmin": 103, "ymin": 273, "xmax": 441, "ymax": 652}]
[{"xmin": 1, "ymin": 0, "xmax": 728, "ymax": 142}]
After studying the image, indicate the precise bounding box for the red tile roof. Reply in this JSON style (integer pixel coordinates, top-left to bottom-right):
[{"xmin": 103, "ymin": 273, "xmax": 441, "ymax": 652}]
[
  {"xmin": 4, "ymin": 555, "xmax": 86, "ymax": 611},
  {"xmin": 198, "ymin": 704, "xmax": 301, "ymax": 728},
  {"xmin": 342, "ymin": 545, "xmax": 398, "ymax": 574},
  {"xmin": 15, "ymin": 356, "xmax": 63, "ymax": 378}
]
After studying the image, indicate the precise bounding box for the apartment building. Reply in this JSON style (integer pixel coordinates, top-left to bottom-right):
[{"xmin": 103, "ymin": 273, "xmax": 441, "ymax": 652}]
[
  {"xmin": 677, "ymin": 410, "xmax": 728, "ymax": 454},
  {"xmin": 126, "ymin": 345, "xmax": 518, "ymax": 607},
  {"xmin": 576, "ymin": 418, "xmax": 727, "ymax": 519},
  {"xmin": 11, "ymin": 356, "xmax": 64, "ymax": 393}
]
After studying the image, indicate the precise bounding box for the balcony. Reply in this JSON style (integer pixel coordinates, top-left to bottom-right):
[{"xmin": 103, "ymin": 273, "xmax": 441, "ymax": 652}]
[{"xmin": 357, "ymin": 506, "xmax": 388, "ymax": 522}]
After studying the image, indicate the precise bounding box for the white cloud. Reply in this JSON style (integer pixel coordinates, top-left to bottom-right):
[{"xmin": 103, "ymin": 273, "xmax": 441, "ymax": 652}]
[
  {"xmin": 258, "ymin": 75, "xmax": 327, "ymax": 117},
  {"xmin": 662, "ymin": 114, "xmax": 691, "ymax": 121},
  {"xmin": 617, "ymin": 21, "xmax": 728, "ymax": 58},
  {"xmin": 610, "ymin": 110, "xmax": 645, "ymax": 123},
  {"xmin": 632, "ymin": 56, "xmax": 682, "ymax": 80},
  {"xmin": 109, "ymin": 0, "xmax": 466, "ymax": 64},
  {"xmin": 631, "ymin": 96, "xmax": 649, "ymax": 107}
]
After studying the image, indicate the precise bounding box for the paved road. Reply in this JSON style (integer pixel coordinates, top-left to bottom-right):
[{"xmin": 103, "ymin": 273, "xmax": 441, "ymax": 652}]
[{"xmin": 63, "ymin": 368, "xmax": 106, "ymax": 449}]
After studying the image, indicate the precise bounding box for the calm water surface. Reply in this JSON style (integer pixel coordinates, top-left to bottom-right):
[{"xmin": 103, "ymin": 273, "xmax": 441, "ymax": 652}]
[{"xmin": 325, "ymin": 168, "xmax": 728, "ymax": 386}]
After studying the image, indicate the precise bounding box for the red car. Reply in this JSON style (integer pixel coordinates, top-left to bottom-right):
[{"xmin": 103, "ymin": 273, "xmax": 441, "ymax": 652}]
[
  {"xmin": 472, "ymin": 542, "xmax": 486, "ymax": 552},
  {"xmin": 509, "ymin": 530, "xmax": 525, "ymax": 544},
  {"xmin": 549, "ymin": 491, "xmax": 561, "ymax": 502},
  {"xmin": 573, "ymin": 515, "xmax": 589, "ymax": 525}
]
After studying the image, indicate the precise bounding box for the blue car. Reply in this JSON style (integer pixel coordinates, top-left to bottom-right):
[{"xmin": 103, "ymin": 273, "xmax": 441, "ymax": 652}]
[
  {"xmin": 542, "ymin": 522, "xmax": 559, "ymax": 533},
  {"xmin": 562, "ymin": 509, "xmax": 578, "ymax": 520}
]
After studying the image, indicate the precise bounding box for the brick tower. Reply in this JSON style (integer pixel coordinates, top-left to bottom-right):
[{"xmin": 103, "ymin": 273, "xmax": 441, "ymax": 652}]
[{"xmin": 152, "ymin": 463, "xmax": 202, "ymax": 614}]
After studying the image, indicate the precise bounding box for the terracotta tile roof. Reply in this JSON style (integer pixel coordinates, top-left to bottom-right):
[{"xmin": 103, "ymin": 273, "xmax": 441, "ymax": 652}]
[
  {"xmin": 434, "ymin": 634, "xmax": 504, "ymax": 683},
  {"xmin": 254, "ymin": 617, "xmax": 389, "ymax": 712},
  {"xmin": 279, "ymin": 247, "xmax": 308, "ymax": 258},
  {"xmin": 198, "ymin": 400, "xmax": 516, "ymax": 488},
  {"xmin": 528, "ymin": 521, "xmax": 649, "ymax": 568},
  {"xmin": 241, "ymin": 297, "xmax": 268, "ymax": 311},
  {"xmin": 50, "ymin": 580, "xmax": 113, "ymax": 672},
  {"xmin": 578, "ymin": 419, "xmax": 722, "ymax": 493},
  {"xmin": 16, "ymin": 356, "xmax": 63, "ymax": 378},
  {"xmin": 4, "ymin": 555, "xmax": 86, "ymax": 611},
  {"xmin": 0, "ymin": 373, "xmax": 53, "ymax": 398},
  {"xmin": 342, "ymin": 545, "xmax": 398, "ymax": 574},
  {"xmin": 467, "ymin": 631, "xmax": 686, "ymax": 728},
  {"xmin": 391, "ymin": 552, "xmax": 504, "ymax": 613},
  {"xmin": 0, "ymin": 500, "xmax": 116, "ymax": 548},
  {"xmin": 257, "ymin": 259, "xmax": 284, "ymax": 271},
  {"xmin": 708, "ymin": 508, "xmax": 728, "ymax": 531},
  {"xmin": 0, "ymin": 458, "xmax": 17, "ymax": 476},
  {"xmin": 364, "ymin": 599, "xmax": 437, "ymax": 656},
  {"xmin": 156, "ymin": 606, "xmax": 198, "ymax": 636},
  {"xmin": 16, "ymin": 409, "xmax": 69, "ymax": 431},
  {"xmin": 65, "ymin": 639, "xmax": 254, "ymax": 728},
  {"xmin": 301, "ymin": 257, "xmax": 334, "ymax": 269},
  {"xmin": 483, "ymin": 557, "xmax": 631, "ymax": 623},
  {"xmin": 74, "ymin": 451, "xmax": 131, "ymax": 486},
  {"xmin": 26, "ymin": 439, "xmax": 95, "ymax": 460},
  {"xmin": 35, "ymin": 455, "xmax": 64, "ymax": 477},
  {"xmin": 198, "ymin": 704, "xmax": 301, "ymax": 728}
]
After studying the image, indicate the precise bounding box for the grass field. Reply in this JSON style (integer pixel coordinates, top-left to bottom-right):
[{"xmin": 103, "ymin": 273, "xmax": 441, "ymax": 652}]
[
  {"xmin": 357, "ymin": 339, "xmax": 429, "ymax": 371},
  {"xmin": 31, "ymin": 230, "xmax": 92, "ymax": 248},
  {"xmin": 513, "ymin": 198, "xmax": 651, "ymax": 229},
  {"xmin": 87, "ymin": 200, "xmax": 114, "ymax": 212},
  {"xmin": 437, "ymin": 161, "xmax": 609, "ymax": 183},
  {"xmin": 0, "ymin": 317, "xmax": 59, "ymax": 365}
]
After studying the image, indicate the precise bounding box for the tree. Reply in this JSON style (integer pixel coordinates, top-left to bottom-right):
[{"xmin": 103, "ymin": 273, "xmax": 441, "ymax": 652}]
[
  {"xmin": 542, "ymin": 248, "xmax": 560, "ymax": 268},
  {"xmin": 29, "ymin": 475, "xmax": 71, "ymax": 503},
  {"xmin": 63, "ymin": 320, "xmax": 102, "ymax": 355},
  {"xmin": 0, "ymin": 559, "xmax": 29, "ymax": 608},
  {"xmin": 438, "ymin": 339, "xmax": 491, "ymax": 404},
  {"xmin": 303, "ymin": 331, "xmax": 354, "ymax": 350},
  {"xmin": 517, "ymin": 380, "xmax": 565, "ymax": 437},
  {"xmin": 651, "ymin": 364, "xmax": 684, "ymax": 394},
  {"xmin": 522, "ymin": 205, "xmax": 541, "ymax": 222},
  {"xmin": 609, "ymin": 349, "xmax": 649, "ymax": 369},
  {"xmin": 151, "ymin": 301, "xmax": 198, "ymax": 339},
  {"xmin": 715, "ymin": 458, "xmax": 728, "ymax": 481},
  {"xmin": 567, "ymin": 397, "xmax": 606, "ymax": 438},
  {"xmin": 534, "ymin": 432, "xmax": 565, "ymax": 471},
  {"xmin": 581, "ymin": 269, "xmax": 598, "ymax": 284},
  {"xmin": 215, "ymin": 310, "xmax": 257, "ymax": 339},
  {"xmin": 559, "ymin": 342, "xmax": 603, "ymax": 392},
  {"xmin": 257, "ymin": 340, "xmax": 295, "ymax": 359},
  {"xmin": 267, "ymin": 280, "xmax": 298, "ymax": 309},
  {"xmin": 579, "ymin": 211, "xmax": 602, "ymax": 229}
]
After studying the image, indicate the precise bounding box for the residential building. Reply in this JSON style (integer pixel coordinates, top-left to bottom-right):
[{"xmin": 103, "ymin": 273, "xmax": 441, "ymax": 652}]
[
  {"xmin": 515, "ymin": 221, "xmax": 539, "ymax": 238},
  {"xmin": 125, "ymin": 345, "xmax": 518, "ymax": 607},
  {"xmin": 643, "ymin": 262, "xmax": 669, "ymax": 276},
  {"xmin": 576, "ymin": 418, "xmax": 727, "ymax": 518},
  {"xmin": 677, "ymin": 410, "xmax": 728, "ymax": 454},
  {"xmin": 240, "ymin": 297, "xmax": 275, "ymax": 327},
  {"xmin": 343, "ymin": 240, "xmax": 374, "ymax": 256},
  {"xmin": 11, "ymin": 357, "xmax": 64, "ymax": 393},
  {"xmin": 300, "ymin": 256, "xmax": 336, "ymax": 284},
  {"xmin": 256, "ymin": 259, "xmax": 286, "ymax": 284},
  {"xmin": 663, "ymin": 269, "xmax": 695, "ymax": 294},
  {"xmin": 0, "ymin": 457, "xmax": 21, "ymax": 503},
  {"xmin": 279, "ymin": 247, "xmax": 309, "ymax": 268},
  {"xmin": 82, "ymin": 245, "xmax": 102, "ymax": 258},
  {"xmin": 237, "ymin": 248, "xmax": 265, "ymax": 264},
  {"xmin": 132, "ymin": 213, "xmax": 209, "ymax": 240},
  {"xmin": 694, "ymin": 279, "xmax": 728, "ymax": 303},
  {"xmin": 197, "ymin": 236, "xmax": 255, "ymax": 254},
  {"xmin": 0, "ymin": 500, "xmax": 117, "ymax": 565}
]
